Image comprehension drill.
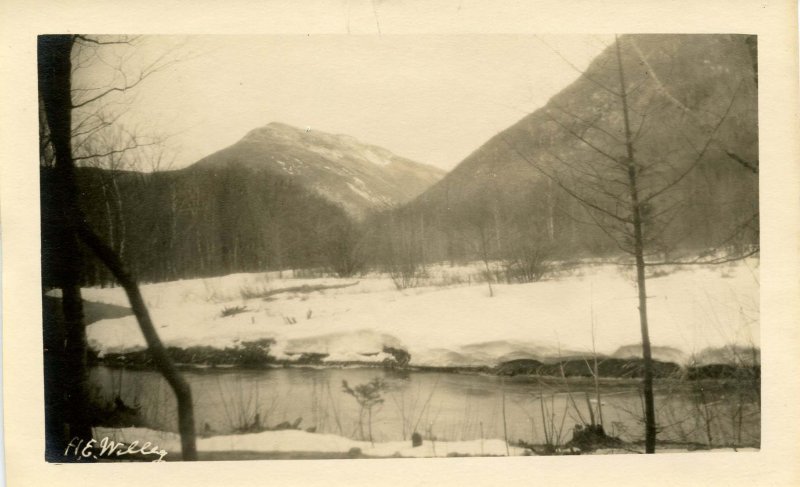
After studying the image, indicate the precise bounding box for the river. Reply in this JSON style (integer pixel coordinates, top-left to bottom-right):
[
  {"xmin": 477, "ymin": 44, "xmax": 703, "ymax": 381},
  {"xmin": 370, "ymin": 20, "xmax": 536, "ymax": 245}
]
[{"xmin": 89, "ymin": 366, "xmax": 759, "ymax": 448}]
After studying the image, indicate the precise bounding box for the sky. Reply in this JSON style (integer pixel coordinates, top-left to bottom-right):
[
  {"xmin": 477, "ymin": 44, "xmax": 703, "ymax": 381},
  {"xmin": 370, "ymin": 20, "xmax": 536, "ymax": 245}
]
[{"xmin": 73, "ymin": 35, "xmax": 613, "ymax": 171}]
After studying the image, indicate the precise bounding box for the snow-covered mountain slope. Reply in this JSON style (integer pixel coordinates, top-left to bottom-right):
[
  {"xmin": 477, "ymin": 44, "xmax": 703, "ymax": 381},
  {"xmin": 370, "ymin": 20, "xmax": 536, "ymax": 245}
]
[
  {"xmin": 78, "ymin": 259, "xmax": 759, "ymax": 368},
  {"xmin": 192, "ymin": 122, "xmax": 445, "ymax": 218}
]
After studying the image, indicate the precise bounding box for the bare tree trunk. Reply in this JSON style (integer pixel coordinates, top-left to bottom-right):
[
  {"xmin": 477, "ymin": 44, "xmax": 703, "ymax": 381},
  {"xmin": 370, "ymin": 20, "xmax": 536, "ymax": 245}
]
[
  {"xmin": 590, "ymin": 293, "xmax": 604, "ymax": 427},
  {"xmin": 77, "ymin": 224, "xmax": 198, "ymax": 460},
  {"xmin": 169, "ymin": 187, "xmax": 179, "ymax": 279},
  {"xmin": 39, "ymin": 35, "xmax": 94, "ymax": 454},
  {"xmin": 616, "ymin": 37, "xmax": 657, "ymax": 453},
  {"xmin": 368, "ymin": 408, "xmax": 374, "ymax": 446},
  {"xmin": 501, "ymin": 378, "xmax": 509, "ymax": 455},
  {"xmin": 100, "ymin": 182, "xmax": 115, "ymax": 253},
  {"xmin": 358, "ymin": 409, "xmax": 365, "ymax": 441},
  {"xmin": 492, "ymin": 200, "xmax": 503, "ymax": 254},
  {"xmin": 110, "ymin": 176, "xmax": 126, "ymax": 261},
  {"xmin": 546, "ymin": 179, "xmax": 555, "ymax": 241},
  {"xmin": 479, "ymin": 227, "xmax": 494, "ymax": 297},
  {"xmin": 444, "ymin": 182, "xmax": 456, "ymax": 266},
  {"xmin": 62, "ymin": 284, "xmax": 93, "ymax": 445}
]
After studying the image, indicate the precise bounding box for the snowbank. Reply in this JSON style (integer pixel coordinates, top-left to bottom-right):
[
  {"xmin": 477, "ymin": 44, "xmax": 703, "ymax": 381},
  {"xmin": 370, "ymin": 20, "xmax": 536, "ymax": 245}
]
[
  {"xmin": 79, "ymin": 259, "xmax": 759, "ymax": 367},
  {"xmin": 91, "ymin": 427, "xmax": 526, "ymax": 458}
]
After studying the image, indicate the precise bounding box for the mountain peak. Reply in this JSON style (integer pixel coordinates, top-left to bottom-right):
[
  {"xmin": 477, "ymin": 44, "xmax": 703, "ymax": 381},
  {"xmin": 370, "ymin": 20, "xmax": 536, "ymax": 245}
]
[
  {"xmin": 195, "ymin": 122, "xmax": 445, "ymax": 218},
  {"xmin": 243, "ymin": 121, "xmax": 304, "ymax": 141},
  {"xmin": 244, "ymin": 123, "xmax": 391, "ymax": 165}
]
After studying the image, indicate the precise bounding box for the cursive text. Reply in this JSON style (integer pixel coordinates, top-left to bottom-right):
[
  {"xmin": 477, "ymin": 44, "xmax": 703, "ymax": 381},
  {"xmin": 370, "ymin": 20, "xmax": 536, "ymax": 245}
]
[{"xmin": 64, "ymin": 436, "xmax": 168, "ymax": 462}]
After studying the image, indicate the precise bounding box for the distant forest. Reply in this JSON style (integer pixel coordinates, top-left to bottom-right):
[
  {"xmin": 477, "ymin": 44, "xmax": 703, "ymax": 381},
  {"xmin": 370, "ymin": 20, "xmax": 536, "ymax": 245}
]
[{"xmin": 43, "ymin": 149, "xmax": 756, "ymax": 288}]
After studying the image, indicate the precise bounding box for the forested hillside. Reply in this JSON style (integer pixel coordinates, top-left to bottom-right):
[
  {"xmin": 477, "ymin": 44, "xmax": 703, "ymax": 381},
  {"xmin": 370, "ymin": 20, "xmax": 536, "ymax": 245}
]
[
  {"xmin": 42, "ymin": 164, "xmax": 351, "ymax": 284},
  {"xmin": 371, "ymin": 34, "xmax": 758, "ymax": 271}
]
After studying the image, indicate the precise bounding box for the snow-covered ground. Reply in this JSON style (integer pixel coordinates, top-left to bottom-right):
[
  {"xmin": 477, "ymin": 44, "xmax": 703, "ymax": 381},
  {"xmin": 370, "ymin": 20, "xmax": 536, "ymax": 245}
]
[
  {"xmin": 91, "ymin": 427, "xmax": 527, "ymax": 458},
  {"xmin": 90, "ymin": 426, "xmax": 757, "ymax": 460},
  {"xmin": 77, "ymin": 259, "xmax": 759, "ymax": 367}
]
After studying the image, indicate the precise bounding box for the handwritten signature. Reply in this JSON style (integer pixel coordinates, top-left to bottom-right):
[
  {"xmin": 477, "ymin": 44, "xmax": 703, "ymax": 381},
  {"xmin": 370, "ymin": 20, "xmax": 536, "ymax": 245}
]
[{"xmin": 65, "ymin": 436, "xmax": 168, "ymax": 462}]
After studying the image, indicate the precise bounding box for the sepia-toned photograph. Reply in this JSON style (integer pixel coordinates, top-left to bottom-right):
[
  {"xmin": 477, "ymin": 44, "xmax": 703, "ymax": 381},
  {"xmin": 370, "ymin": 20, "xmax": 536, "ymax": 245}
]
[{"xmin": 37, "ymin": 32, "xmax": 761, "ymax": 462}]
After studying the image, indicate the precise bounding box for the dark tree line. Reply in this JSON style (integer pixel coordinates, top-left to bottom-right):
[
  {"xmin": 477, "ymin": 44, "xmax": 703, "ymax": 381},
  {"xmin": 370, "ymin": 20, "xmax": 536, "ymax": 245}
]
[
  {"xmin": 74, "ymin": 163, "xmax": 362, "ymax": 285},
  {"xmin": 361, "ymin": 148, "xmax": 756, "ymax": 278},
  {"xmin": 70, "ymin": 133, "xmax": 757, "ymax": 289}
]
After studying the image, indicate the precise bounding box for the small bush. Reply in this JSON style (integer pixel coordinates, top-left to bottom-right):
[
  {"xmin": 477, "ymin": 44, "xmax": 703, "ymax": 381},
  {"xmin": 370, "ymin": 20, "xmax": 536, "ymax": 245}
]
[
  {"xmin": 502, "ymin": 240, "xmax": 553, "ymax": 283},
  {"xmin": 221, "ymin": 305, "xmax": 248, "ymax": 317},
  {"xmin": 236, "ymin": 339, "xmax": 277, "ymax": 367},
  {"xmin": 388, "ymin": 261, "xmax": 426, "ymax": 290},
  {"xmin": 566, "ymin": 424, "xmax": 623, "ymax": 452}
]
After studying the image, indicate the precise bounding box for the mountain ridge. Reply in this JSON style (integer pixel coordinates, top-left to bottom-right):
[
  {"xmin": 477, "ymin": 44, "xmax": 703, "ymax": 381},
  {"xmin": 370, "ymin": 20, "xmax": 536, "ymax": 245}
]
[{"xmin": 190, "ymin": 122, "xmax": 446, "ymax": 218}]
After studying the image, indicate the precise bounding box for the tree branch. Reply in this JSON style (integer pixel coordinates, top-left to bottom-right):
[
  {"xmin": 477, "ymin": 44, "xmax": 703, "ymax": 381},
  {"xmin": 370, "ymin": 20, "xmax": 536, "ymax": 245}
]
[
  {"xmin": 71, "ymin": 46, "xmax": 176, "ymax": 109},
  {"xmin": 546, "ymin": 111, "xmax": 625, "ymax": 167},
  {"xmin": 640, "ymin": 247, "xmax": 759, "ymax": 266},
  {"xmin": 641, "ymin": 82, "xmax": 741, "ymax": 204},
  {"xmin": 725, "ymin": 150, "xmax": 759, "ymax": 174},
  {"xmin": 71, "ymin": 76, "xmax": 149, "ymax": 109},
  {"xmin": 550, "ymin": 102, "xmax": 624, "ymax": 144},
  {"xmin": 535, "ymin": 35, "xmax": 621, "ymax": 97},
  {"xmin": 73, "ymin": 139, "xmax": 157, "ymax": 162},
  {"xmin": 628, "ymin": 37, "xmax": 697, "ymax": 118},
  {"xmin": 74, "ymin": 35, "xmax": 138, "ymax": 46},
  {"xmin": 501, "ymin": 134, "xmax": 632, "ymax": 225}
]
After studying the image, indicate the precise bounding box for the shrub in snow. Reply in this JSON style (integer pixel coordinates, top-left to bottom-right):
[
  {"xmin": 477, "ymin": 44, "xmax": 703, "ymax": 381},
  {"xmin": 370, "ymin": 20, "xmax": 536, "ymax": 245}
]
[{"xmin": 220, "ymin": 305, "xmax": 248, "ymax": 318}]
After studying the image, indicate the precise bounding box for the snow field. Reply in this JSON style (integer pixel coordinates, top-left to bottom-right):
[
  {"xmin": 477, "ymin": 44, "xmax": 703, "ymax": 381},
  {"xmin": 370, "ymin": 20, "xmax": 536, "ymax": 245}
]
[
  {"xmin": 92, "ymin": 427, "xmax": 527, "ymax": 458},
  {"xmin": 80, "ymin": 259, "xmax": 759, "ymax": 367}
]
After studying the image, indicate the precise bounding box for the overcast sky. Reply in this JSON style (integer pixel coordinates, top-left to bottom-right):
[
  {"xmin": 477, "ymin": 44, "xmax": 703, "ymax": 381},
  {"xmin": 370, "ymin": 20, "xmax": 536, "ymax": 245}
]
[{"xmin": 75, "ymin": 35, "xmax": 612, "ymax": 171}]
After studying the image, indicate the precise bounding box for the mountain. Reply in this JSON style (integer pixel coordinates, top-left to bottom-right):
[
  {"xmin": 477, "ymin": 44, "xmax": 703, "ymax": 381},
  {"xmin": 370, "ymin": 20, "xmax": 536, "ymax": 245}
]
[
  {"xmin": 193, "ymin": 122, "xmax": 445, "ymax": 218},
  {"xmin": 55, "ymin": 125, "xmax": 443, "ymax": 285},
  {"xmin": 390, "ymin": 34, "xmax": 758, "ymax": 265}
]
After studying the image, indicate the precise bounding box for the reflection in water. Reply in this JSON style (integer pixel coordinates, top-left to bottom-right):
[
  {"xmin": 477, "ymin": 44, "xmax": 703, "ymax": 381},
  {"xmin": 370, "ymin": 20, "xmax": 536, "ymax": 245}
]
[{"xmin": 89, "ymin": 366, "xmax": 759, "ymax": 447}]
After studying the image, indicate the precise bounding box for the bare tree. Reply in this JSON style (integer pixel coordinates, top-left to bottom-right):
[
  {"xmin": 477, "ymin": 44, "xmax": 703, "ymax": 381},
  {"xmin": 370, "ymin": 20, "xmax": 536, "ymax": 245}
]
[
  {"xmin": 384, "ymin": 211, "xmax": 425, "ymax": 289},
  {"xmin": 70, "ymin": 36, "xmax": 180, "ymax": 274},
  {"xmin": 38, "ymin": 35, "xmax": 197, "ymax": 460},
  {"xmin": 322, "ymin": 218, "xmax": 366, "ymax": 278},
  {"xmin": 503, "ymin": 35, "xmax": 757, "ymax": 453},
  {"xmin": 461, "ymin": 193, "xmax": 499, "ymax": 296}
]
